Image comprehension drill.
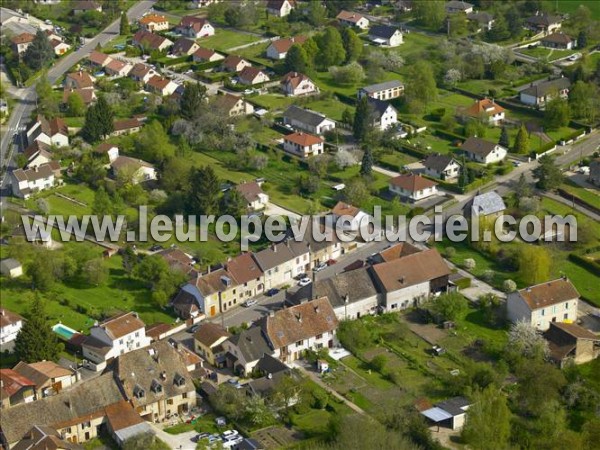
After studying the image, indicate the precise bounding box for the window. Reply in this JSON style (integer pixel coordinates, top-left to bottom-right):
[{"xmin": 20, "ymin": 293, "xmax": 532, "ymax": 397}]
[
  {"xmin": 136, "ymin": 342, "xmax": 140, "ymax": 348},
  {"xmin": 541, "ymin": 309, "xmax": 545, "ymax": 316},
  {"xmin": 167, "ymin": 399, "xmax": 173, "ymax": 405},
  {"xmin": 135, "ymin": 331, "xmax": 139, "ymax": 337},
  {"xmin": 316, "ymin": 334, "xmax": 323, "ymax": 340},
  {"xmin": 119, "ymin": 339, "xmax": 124, "ymax": 345},
  {"xmin": 182, "ymin": 393, "xmax": 188, "ymax": 399},
  {"xmin": 296, "ymin": 340, "xmax": 304, "ymax": 347},
  {"xmin": 233, "ymin": 289, "xmax": 236, "ymax": 294},
  {"xmin": 565, "ymin": 302, "xmax": 569, "ymax": 309}
]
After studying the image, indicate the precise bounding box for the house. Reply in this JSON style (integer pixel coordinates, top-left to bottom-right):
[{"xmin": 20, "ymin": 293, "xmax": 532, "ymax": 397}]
[
  {"xmin": 0, "ymin": 259, "xmax": 23, "ymax": 278},
  {"xmin": 81, "ymin": 312, "xmax": 151, "ymax": 370},
  {"xmin": 176, "ymin": 16, "xmax": 215, "ymax": 38},
  {"xmin": 110, "ymin": 156, "xmax": 156, "ymax": 183},
  {"xmin": 461, "ymin": 137, "xmax": 507, "ymax": 164},
  {"xmin": 172, "ymin": 37, "xmax": 200, "ymax": 56},
  {"xmin": 138, "ymin": 14, "xmax": 169, "ymax": 32},
  {"xmin": 283, "ymin": 105, "xmax": 336, "ymax": 135},
  {"xmin": 423, "ymin": 154, "xmax": 461, "ymax": 180},
  {"xmin": 243, "ymin": 355, "xmax": 295, "ymax": 400},
  {"xmin": 11, "ymin": 33, "xmax": 35, "ymax": 55},
  {"xmin": 170, "ymin": 290, "xmax": 202, "ymax": 320},
  {"xmin": 184, "ymin": 268, "xmax": 243, "ymax": 316},
  {"xmin": 50, "ymin": 38, "xmax": 70, "ymax": 56},
  {"xmin": 395, "ymin": 0, "xmax": 414, "ymax": 12},
  {"xmin": 10, "ymin": 425, "xmax": 84, "ymax": 450},
  {"xmin": 87, "ymin": 50, "xmax": 112, "ymax": 68},
  {"xmin": 104, "ymin": 59, "xmax": 132, "ymax": 78},
  {"xmin": 288, "ymin": 267, "xmax": 379, "ymax": 320},
  {"xmin": 129, "ymin": 63, "xmax": 157, "ymax": 83},
  {"xmin": 221, "ymin": 327, "xmax": 274, "ymax": 375},
  {"xmin": 358, "ymin": 80, "xmax": 404, "ymax": 101},
  {"xmin": 280, "ymin": 72, "xmax": 318, "ymax": 97},
  {"xmin": 94, "ymin": 143, "xmax": 119, "ymax": 164},
  {"xmin": 0, "ymin": 369, "xmax": 36, "ymax": 407},
  {"xmin": 235, "ymin": 181, "xmax": 269, "ymax": 211},
  {"xmin": 367, "ymin": 97, "xmax": 398, "ymax": 131},
  {"xmin": 64, "ymin": 71, "xmax": 95, "ymax": 90},
  {"xmin": 213, "ymin": 94, "xmax": 254, "ymax": 117},
  {"xmin": 238, "ymin": 67, "xmax": 270, "ymax": 85},
  {"xmin": 282, "ymin": 132, "xmax": 324, "ymax": 158},
  {"xmin": 519, "ymin": 78, "xmax": 571, "ymax": 107},
  {"xmin": 26, "ymin": 116, "xmax": 69, "ymax": 147},
  {"xmin": 146, "ymin": 75, "xmax": 179, "ymax": 96},
  {"xmin": 544, "ymin": 322, "xmax": 600, "ymax": 367},
  {"xmin": 507, "ymin": 278, "xmax": 579, "ymax": 331},
  {"xmin": 11, "ymin": 162, "xmax": 61, "ymax": 199},
  {"xmin": 371, "ymin": 248, "xmax": 450, "ymax": 311},
  {"xmin": 104, "ymin": 401, "xmax": 153, "ymax": 447},
  {"xmin": 373, "ymin": 242, "xmax": 421, "ymax": 264},
  {"xmin": 463, "ymin": 98, "xmax": 505, "ymax": 125},
  {"xmin": 111, "ymin": 118, "xmax": 143, "ymax": 136},
  {"xmin": 336, "ymin": 11, "xmax": 370, "ymax": 29},
  {"xmin": 266, "ymin": 0, "xmax": 296, "ymax": 17},
  {"xmin": 132, "ymin": 31, "xmax": 173, "ymax": 52},
  {"xmin": 157, "ymin": 248, "xmax": 195, "ymax": 275},
  {"xmin": 23, "ymin": 141, "xmax": 52, "ymax": 169},
  {"xmin": 589, "ymin": 158, "xmax": 600, "ymax": 186},
  {"xmin": 330, "ymin": 201, "xmax": 371, "ymax": 235},
  {"xmin": 194, "ymin": 323, "xmax": 231, "ymax": 366},
  {"xmin": 466, "ymin": 11, "xmax": 495, "ymax": 32},
  {"xmin": 445, "ymin": 1, "xmax": 474, "ymax": 14},
  {"xmin": 258, "ymin": 296, "xmax": 339, "ymax": 363},
  {"xmin": 114, "ymin": 341, "xmax": 196, "ymax": 423},
  {"xmin": 420, "ymin": 397, "xmax": 471, "ymax": 430},
  {"xmin": 0, "ymin": 373, "xmax": 123, "ymax": 447},
  {"xmin": 72, "ymin": 1, "xmax": 102, "ymax": 14},
  {"xmin": 524, "ymin": 12, "xmax": 562, "ymax": 34},
  {"xmin": 62, "ymin": 87, "xmax": 96, "ymax": 105},
  {"xmin": 253, "ymin": 240, "xmax": 310, "ymax": 289},
  {"xmin": 541, "ymin": 32, "xmax": 574, "ymax": 49},
  {"xmin": 389, "ymin": 173, "xmax": 438, "ymax": 202},
  {"xmin": 192, "ymin": 47, "xmax": 224, "ymax": 63},
  {"xmin": 368, "ymin": 25, "xmax": 403, "ymax": 47},
  {"xmin": 463, "ymin": 191, "xmax": 506, "ymax": 218},
  {"xmin": 13, "ymin": 361, "xmax": 76, "ymax": 399},
  {"xmin": 226, "ymin": 252, "xmax": 265, "ymax": 298},
  {"xmin": 222, "ymin": 55, "xmax": 252, "ymax": 73},
  {"xmin": 266, "ymin": 36, "xmax": 307, "ymax": 60},
  {"xmin": 300, "ymin": 224, "xmax": 343, "ymax": 266},
  {"xmin": 0, "ymin": 309, "xmax": 23, "ymax": 345}
]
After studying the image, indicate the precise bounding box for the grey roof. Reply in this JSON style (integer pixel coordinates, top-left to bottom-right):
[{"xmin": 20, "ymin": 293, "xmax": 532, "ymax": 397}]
[
  {"xmin": 289, "ymin": 267, "xmax": 378, "ymax": 309},
  {"xmin": 466, "ymin": 191, "xmax": 506, "ymax": 216},
  {"xmin": 227, "ymin": 327, "xmax": 273, "ymax": 364},
  {"xmin": 367, "ymin": 97, "xmax": 396, "ymax": 120},
  {"xmin": 466, "ymin": 11, "xmax": 494, "ymax": 23},
  {"xmin": 0, "ymin": 373, "xmax": 123, "ymax": 444},
  {"xmin": 445, "ymin": 0, "xmax": 473, "ymax": 11},
  {"xmin": 525, "ymin": 13, "xmax": 562, "ymax": 27},
  {"xmin": 436, "ymin": 396, "xmax": 471, "ymax": 416},
  {"xmin": 369, "ymin": 25, "xmax": 400, "ymax": 39},
  {"xmin": 423, "ymin": 154, "xmax": 458, "ymax": 173},
  {"xmin": 1, "ymin": 258, "xmax": 22, "ymax": 270},
  {"xmin": 252, "ymin": 241, "xmax": 296, "ymax": 271},
  {"xmin": 283, "ymin": 105, "xmax": 330, "ymax": 128},
  {"xmin": 255, "ymin": 354, "xmax": 289, "ymax": 375},
  {"xmin": 520, "ymin": 78, "xmax": 571, "ymax": 99},
  {"xmin": 461, "ymin": 137, "xmax": 499, "ymax": 157},
  {"xmin": 360, "ymin": 80, "xmax": 404, "ymax": 94}
]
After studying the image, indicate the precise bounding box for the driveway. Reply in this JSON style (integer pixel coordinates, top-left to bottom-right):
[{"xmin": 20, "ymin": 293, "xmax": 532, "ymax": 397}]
[
  {"xmin": 264, "ymin": 202, "xmax": 301, "ymax": 220},
  {"xmin": 150, "ymin": 423, "xmax": 197, "ymax": 450}
]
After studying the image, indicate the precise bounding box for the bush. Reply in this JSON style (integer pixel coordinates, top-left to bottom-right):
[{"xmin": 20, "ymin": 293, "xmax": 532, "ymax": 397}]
[
  {"xmin": 445, "ymin": 247, "xmax": 456, "ymax": 258},
  {"xmin": 463, "ymin": 258, "xmax": 476, "ymax": 270},
  {"xmin": 481, "ymin": 270, "xmax": 494, "ymax": 282},
  {"xmin": 370, "ymin": 354, "xmax": 388, "ymax": 373},
  {"xmin": 454, "ymin": 277, "xmax": 472, "ymax": 289},
  {"xmin": 502, "ymin": 279, "xmax": 517, "ymax": 293}
]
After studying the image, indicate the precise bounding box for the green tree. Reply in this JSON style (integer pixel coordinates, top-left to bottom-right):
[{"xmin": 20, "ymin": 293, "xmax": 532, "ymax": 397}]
[
  {"xmin": 344, "ymin": 177, "xmax": 369, "ymax": 207},
  {"xmin": 92, "ymin": 187, "xmax": 113, "ymax": 216},
  {"xmin": 517, "ymin": 246, "xmax": 552, "ymax": 285},
  {"xmin": 188, "ymin": 165, "xmax": 221, "ymax": 216},
  {"xmin": 15, "ymin": 296, "xmax": 63, "ymax": 363},
  {"xmin": 119, "ymin": 11, "xmax": 130, "ymax": 35},
  {"xmin": 429, "ymin": 292, "xmax": 468, "ymax": 321},
  {"xmin": 405, "ymin": 61, "xmax": 437, "ymax": 104},
  {"xmin": 66, "ymin": 91, "xmax": 85, "ymax": 117},
  {"xmin": 336, "ymin": 319, "xmax": 373, "ymax": 353},
  {"xmin": 533, "ymin": 154, "xmax": 564, "ymax": 191},
  {"xmin": 134, "ymin": 255, "xmax": 185, "ymax": 308},
  {"xmin": 577, "ymin": 30, "xmax": 587, "ymax": 48},
  {"xmin": 316, "ymin": 27, "xmax": 346, "ymax": 68},
  {"xmin": 302, "ymin": 37, "xmax": 319, "ymax": 67},
  {"xmin": 569, "ymin": 81, "xmax": 599, "ymax": 123},
  {"xmin": 135, "ymin": 120, "xmax": 175, "ymax": 164},
  {"xmin": 499, "ymin": 126, "xmax": 510, "ymax": 148},
  {"xmin": 24, "ymin": 29, "xmax": 54, "ymax": 70},
  {"xmin": 413, "ymin": 0, "xmax": 446, "ymax": 29},
  {"xmin": 82, "ymin": 95, "xmax": 114, "ymax": 142},
  {"xmin": 306, "ymin": 0, "xmax": 326, "ymax": 26},
  {"xmin": 221, "ymin": 187, "xmax": 246, "ymax": 217},
  {"xmin": 25, "ymin": 258, "xmax": 55, "ymax": 291},
  {"xmin": 462, "ymin": 387, "xmax": 511, "ymax": 450},
  {"xmin": 180, "ymin": 82, "xmax": 207, "ymax": 120},
  {"xmin": 543, "ymin": 97, "xmax": 570, "ymax": 130},
  {"xmin": 83, "ymin": 258, "xmax": 108, "ymax": 286},
  {"xmin": 284, "ymin": 44, "xmax": 309, "ymax": 74},
  {"xmin": 123, "ymin": 432, "xmax": 170, "ymax": 450},
  {"xmin": 514, "ymin": 173, "xmax": 532, "ymax": 202},
  {"xmin": 341, "ymin": 27, "xmax": 362, "ymax": 62},
  {"xmin": 513, "ymin": 123, "xmax": 530, "ymax": 154},
  {"xmin": 360, "ymin": 146, "xmax": 373, "ymax": 176},
  {"xmin": 516, "ymin": 360, "xmax": 566, "ymax": 416},
  {"xmin": 353, "ymin": 96, "xmax": 373, "ymax": 142}
]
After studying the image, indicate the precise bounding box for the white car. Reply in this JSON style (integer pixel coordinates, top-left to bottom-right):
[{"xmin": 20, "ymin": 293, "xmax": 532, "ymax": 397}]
[
  {"xmin": 313, "ymin": 262, "xmax": 327, "ymax": 272},
  {"xmin": 243, "ymin": 299, "xmax": 258, "ymax": 307},
  {"xmin": 298, "ymin": 277, "xmax": 312, "ymax": 287}
]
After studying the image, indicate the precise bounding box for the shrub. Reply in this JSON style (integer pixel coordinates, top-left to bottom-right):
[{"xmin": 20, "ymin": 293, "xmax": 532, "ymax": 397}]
[
  {"xmin": 370, "ymin": 354, "xmax": 388, "ymax": 373},
  {"xmin": 445, "ymin": 247, "xmax": 456, "ymax": 258},
  {"xmin": 463, "ymin": 258, "xmax": 476, "ymax": 270},
  {"xmin": 454, "ymin": 277, "xmax": 472, "ymax": 289},
  {"xmin": 503, "ymin": 279, "xmax": 517, "ymax": 293},
  {"xmin": 481, "ymin": 270, "xmax": 494, "ymax": 282}
]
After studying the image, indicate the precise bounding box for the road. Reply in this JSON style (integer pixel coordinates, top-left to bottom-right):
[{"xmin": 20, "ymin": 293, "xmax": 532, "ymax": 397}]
[{"xmin": 0, "ymin": 0, "xmax": 157, "ymax": 189}]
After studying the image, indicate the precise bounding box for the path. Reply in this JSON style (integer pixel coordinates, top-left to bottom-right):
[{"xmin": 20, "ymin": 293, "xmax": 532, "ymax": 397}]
[
  {"xmin": 542, "ymin": 192, "xmax": 600, "ymax": 221},
  {"xmin": 149, "ymin": 423, "xmax": 196, "ymax": 450},
  {"xmin": 227, "ymin": 37, "xmax": 274, "ymax": 52}
]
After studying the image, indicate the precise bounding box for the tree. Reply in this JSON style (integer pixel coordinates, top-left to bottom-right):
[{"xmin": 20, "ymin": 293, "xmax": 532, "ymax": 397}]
[
  {"xmin": 513, "ymin": 123, "xmax": 530, "ymax": 154},
  {"xmin": 15, "ymin": 296, "xmax": 63, "ymax": 363},
  {"xmin": 329, "ymin": 62, "xmax": 365, "ymax": 84},
  {"xmin": 306, "ymin": 0, "xmax": 327, "ymax": 26},
  {"xmin": 134, "ymin": 255, "xmax": 185, "ymax": 307},
  {"xmin": 514, "ymin": 173, "xmax": 532, "ymax": 201},
  {"xmin": 316, "ymin": 27, "xmax": 346, "ymax": 68},
  {"xmin": 405, "ymin": 61, "xmax": 437, "ymax": 104},
  {"xmin": 135, "ymin": 120, "xmax": 175, "ymax": 164},
  {"xmin": 25, "ymin": 258, "xmax": 55, "ymax": 291},
  {"xmin": 83, "ymin": 258, "xmax": 108, "ymax": 286},
  {"xmin": 179, "ymin": 82, "xmax": 207, "ymax": 120},
  {"xmin": 220, "ymin": 187, "xmax": 246, "ymax": 218},
  {"xmin": 188, "ymin": 165, "xmax": 221, "ymax": 216},
  {"xmin": 122, "ymin": 433, "xmax": 170, "ymax": 450},
  {"xmin": 413, "ymin": 0, "xmax": 445, "ymax": 29},
  {"xmin": 569, "ymin": 81, "xmax": 599, "ymax": 123},
  {"xmin": 428, "ymin": 292, "xmax": 468, "ymax": 321},
  {"xmin": 516, "ymin": 360, "xmax": 566, "ymax": 416},
  {"xmin": 462, "ymin": 387, "xmax": 511, "ymax": 450},
  {"xmin": 443, "ymin": 68, "xmax": 462, "ymax": 86},
  {"xmin": 577, "ymin": 30, "xmax": 587, "ymax": 48},
  {"xmin": 92, "ymin": 187, "xmax": 113, "ymax": 216},
  {"xmin": 499, "ymin": 126, "xmax": 510, "ymax": 148},
  {"xmin": 344, "ymin": 177, "xmax": 369, "ymax": 207},
  {"xmin": 66, "ymin": 91, "xmax": 85, "ymax": 117},
  {"xmin": 24, "ymin": 29, "xmax": 54, "ymax": 70},
  {"xmin": 341, "ymin": 27, "xmax": 362, "ymax": 62},
  {"xmin": 335, "ymin": 149, "xmax": 357, "ymax": 169},
  {"xmin": 543, "ymin": 97, "xmax": 570, "ymax": 130},
  {"xmin": 507, "ymin": 320, "xmax": 549, "ymax": 361},
  {"xmin": 533, "ymin": 154, "xmax": 564, "ymax": 191},
  {"xmin": 302, "ymin": 37, "xmax": 319, "ymax": 68},
  {"xmin": 284, "ymin": 44, "xmax": 310, "ymax": 74},
  {"xmin": 82, "ymin": 95, "xmax": 114, "ymax": 142},
  {"xmin": 353, "ymin": 96, "xmax": 373, "ymax": 142},
  {"xmin": 337, "ymin": 319, "xmax": 373, "ymax": 353},
  {"xmin": 360, "ymin": 146, "xmax": 373, "ymax": 176},
  {"xmin": 119, "ymin": 11, "xmax": 130, "ymax": 35},
  {"xmin": 516, "ymin": 246, "xmax": 552, "ymax": 286}
]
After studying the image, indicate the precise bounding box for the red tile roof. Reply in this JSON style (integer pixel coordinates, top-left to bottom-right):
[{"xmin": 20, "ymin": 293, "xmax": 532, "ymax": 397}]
[
  {"xmin": 389, "ymin": 173, "xmax": 437, "ymax": 192},
  {"xmin": 284, "ymin": 131, "xmax": 323, "ymax": 147},
  {"xmin": 465, "ymin": 98, "xmax": 505, "ymax": 118},
  {"xmin": 517, "ymin": 278, "xmax": 579, "ymax": 310},
  {"xmin": 139, "ymin": 14, "xmax": 168, "ymax": 25},
  {"xmin": 270, "ymin": 36, "xmax": 307, "ymax": 54}
]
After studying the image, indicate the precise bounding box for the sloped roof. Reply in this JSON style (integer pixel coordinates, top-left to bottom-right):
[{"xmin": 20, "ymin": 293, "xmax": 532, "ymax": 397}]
[
  {"xmin": 461, "ymin": 137, "xmax": 500, "ymax": 157},
  {"xmin": 369, "ymin": 25, "xmax": 400, "ymax": 39},
  {"xmin": 13, "ymin": 361, "xmax": 72, "ymax": 388},
  {"xmin": 467, "ymin": 11, "xmax": 494, "ymax": 24},
  {"xmin": 390, "ymin": 173, "xmax": 437, "ymax": 192},
  {"xmin": 0, "ymin": 369, "xmax": 35, "ymax": 396},
  {"xmin": 367, "ymin": 97, "xmax": 397, "ymax": 120},
  {"xmin": 130, "ymin": 63, "xmax": 153, "ymax": 78},
  {"xmin": 445, "ymin": 0, "xmax": 473, "ymax": 11},
  {"xmin": 423, "ymin": 154, "xmax": 458, "ymax": 173},
  {"xmin": 258, "ymin": 297, "xmax": 338, "ymax": 348},
  {"xmin": 172, "ymin": 37, "xmax": 197, "ymax": 55},
  {"xmin": 113, "ymin": 118, "xmax": 142, "ymax": 132},
  {"xmin": 284, "ymin": 131, "xmax": 323, "ymax": 147},
  {"xmin": 11, "ymin": 32, "xmax": 35, "ymax": 44},
  {"xmin": 66, "ymin": 71, "xmax": 94, "ymax": 89},
  {"xmin": 331, "ymin": 201, "xmax": 360, "ymax": 218},
  {"xmin": 525, "ymin": 12, "xmax": 562, "ymax": 27},
  {"xmin": 23, "ymin": 140, "xmax": 52, "ymax": 161},
  {"xmin": 361, "ymin": 80, "xmax": 404, "ymax": 94},
  {"xmin": 281, "ymin": 71, "xmax": 314, "ymax": 89},
  {"xmin": 133, "ymin": 30, "xmax": 170, "ymax": 50},
  {"xmin": 252, "ymin": 242, "xmax": 296, "ymax": 272},
  {"xmin": 235, "ymin": 181, "xmax": 265, "ymax": 204},
  {"xmin": 110, "ymin": 155, "xmax": 153, "ymax": 171},
  {"xmin": 541, "ymin": 32, "xmax": 573, "ymax": 44},
  {"xmin": 139, "ymin": 14, "xmax": 168, "ymax": 25},
  {"xmin": 467, "ymin": 191, "xmax": 506, "ymax": 216},
  {"xmin": 378, "ymin": 242, "xmax": 421, "ymax": 262},
  {"xmin": 105, "ymin": 58, "xmax": 131, "ymax": 73},
  {"xmin": 192, "ymin": 267, "xmax": 239, "ymax": 297},
  {"xmin": 88, "ymin": 50, "xmax": 112, "ymax": 66},
  {"xmin": 193, "ymin": 47, "xmax": 221, "ymax": 60},
  {"xmin": 520, "ymin": 78, "xmax": 571, "ymax": 98},
  {"xmin": 11, "ymin": 425, "xmax": 83, "ymax": 450},
  {"xmin": 269, "ymin": 36, "xmax": 307, "ymax": 54},
  {"xmin": 336, "ymin": 10, "xmax": 366, "ymax": 23},
  {"xmin": 239, "ymin": 66, "xmax": 268, "ymax": 83},
  {"xmin": 465, "ymin": 98, "xmax": 505, "ymax": 117},
  {"xmin": 283, "ymin": 105, "xmax": 330, "ymax": 127},
  {"xmin": 62, "ymin": 87, "xmax": 96, "ymax": 104},
  {"xmin": 96, "ymin": 312, "xmax": 145, "ymax": 340},
  {"xmin": 227, "ymin": 327, "xmax": 273, "ymax": 363},
  {"xmin": 223, "ymin": 55, "xmax": 249, "ymax": 70},
  {"xmin": 267, "ymin": 0, "xmax": 296, "ymax": 10},
  {"xmin": 194, "ymin": 323, "xmax": 231, "ymax": 348},
  {"xmin": 517, "ymin": 278, "xmax": 579, "ymax": 310}
]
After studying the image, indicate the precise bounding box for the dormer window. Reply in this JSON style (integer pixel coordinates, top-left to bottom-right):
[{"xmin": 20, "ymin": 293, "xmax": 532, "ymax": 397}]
[
  {"xmin": 151, "ymin": 379, "xmax": 163, "ymax": 393},
  {"xmin": 174, "ymin": 373, "xmax": 186, "ymax": 387},
  {"xmin": 133, "ymin": 384, "xmax": 145, "ymax": 399}
]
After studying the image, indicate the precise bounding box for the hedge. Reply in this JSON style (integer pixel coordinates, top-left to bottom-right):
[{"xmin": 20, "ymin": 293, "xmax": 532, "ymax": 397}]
[
  {"xmin": 454, "ymin": 277, "xmax": 472, "ymax": 290},
  {"xmin": 193, "ymin": 59, "xmax": 223, "ymax": 72},
  {"xmin": 335, "ymin": 92, "xmax": 357, "ymax": 106},
  {"xmin": 568, "ymin": 253, "xmax": 600, "ymax": 276},
  {"xmin": 149, "ymin": 55, "xmax": 191, "ymax": 66},
  {"xmin": 434, "ymin": 128, "xmax": 465, "ymax": 143},
  {"xmin": 556, "ymin": 188, "xmax": 600, "ymax": 216}
]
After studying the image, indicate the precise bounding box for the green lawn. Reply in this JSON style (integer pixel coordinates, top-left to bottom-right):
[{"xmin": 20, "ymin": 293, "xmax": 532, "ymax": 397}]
[
  {"xmin": 303, "ymin": 98, "xmax": 354, "ymax": 122},
  {"xmin": 248, "ymin": 94, "xmax": 295, "ymax": 111},
  {"xmin": 542, "ymin": 0, "xmax": 600, "ymax": 20},
  {"xmin": 199, "ymin": 29, "xmax": 263, "ymax": 52},
  {"xmin": 519, "ymin": 46, "xmax": 577, "ymax": 62},
  {"xmin": 234, "ymin": 41, "xmax": 272, "ymax": 65},
  {"xmin": 313, "ymin": 70, "xmax": 401, "ymax": 97},
  {"xmin": 560, "ymin": 180, "xmax": 600, "ymax": 211}
]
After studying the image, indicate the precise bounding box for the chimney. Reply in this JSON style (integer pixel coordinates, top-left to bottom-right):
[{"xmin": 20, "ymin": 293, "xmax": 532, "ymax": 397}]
[
  {"xmin": 399, "ymin": 276, "xmax": 405, "ymax": 284},
  {"xmin": 272, "ymin": 243, "xmax": 277, "ymax": 252},
  {"xmin": 296, "ymin": 313, "xmax": 302, "ymax": 323},
  {"xmin": 267, "ymin": 373, "xmax": 272, "ymax": 379},
  {"xmin": 269, "ymin": 311, "xmax": 275, "ymax": 317}
]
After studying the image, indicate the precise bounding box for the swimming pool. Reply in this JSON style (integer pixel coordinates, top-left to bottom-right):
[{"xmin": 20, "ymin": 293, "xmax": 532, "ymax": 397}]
[{"xmin": 52, "ymin": 323, "xmax": 78, "ymax": 340}]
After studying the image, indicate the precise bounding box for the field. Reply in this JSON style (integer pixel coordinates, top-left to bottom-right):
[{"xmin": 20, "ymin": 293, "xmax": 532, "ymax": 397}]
[
  {"xmin": 560, "ymin": 179, "xmax": 600, "ymax": 211},
  {"xmin": 199, "ymin": 30, "xmax": 263, "ymax": 52},
  {"xmin": 518, "ymin": 46, "xmax": 578, "ymax": 62},
  {"xmin": 542, "ymin": 1, "xmax": 600, "ymax": 20}
]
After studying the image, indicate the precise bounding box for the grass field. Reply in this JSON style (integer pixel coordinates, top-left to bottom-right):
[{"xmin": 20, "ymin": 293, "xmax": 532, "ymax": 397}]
[
  {"xmin": 542, "ymin": 1, "xmax": 600, "ymax": 20},
  {"xmin": 518, "ymin": 46, "xmax": 577, "ymax": 62},
  {"xmin": 560, "ymin": 179, "xmax": 600, "ymax": 211},
  {"xmin": 199, "ymin": 30, "xmax": 263, "ymax": 52}
]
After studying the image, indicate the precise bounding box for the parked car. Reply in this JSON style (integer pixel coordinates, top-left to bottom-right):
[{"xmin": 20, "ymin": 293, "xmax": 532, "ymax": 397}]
[
  {"xmin": 295, "ymin": 273, "xmax": 307, "ymax": 280},
  {"xmin": 189, "ymin": 324, "xmax": 200, "ymax": 333},
  {"xmin": 149, "ymin": 244, "xmax": 163, "ymax": 252},
  {"xmin": 298, "ymin": 277, "xmax": 312, "ymax": 287},
  {"xmin": 266, "ymin": 288, "xmax": 279, "ymax": 297},
  {"xmin": 313, "ymin": 262, "xmax": 327, "ymax": 272},
  {"xmin": 243, "ymin": 299, "xmax": 258, "ymax": 307},
  {"xmin": 327, "ymin": 259, "xmax": 337, "ymax": 266},
  {"xmin": 512, "ymin": 161, "xmax": 522, "ymax": 167}
]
